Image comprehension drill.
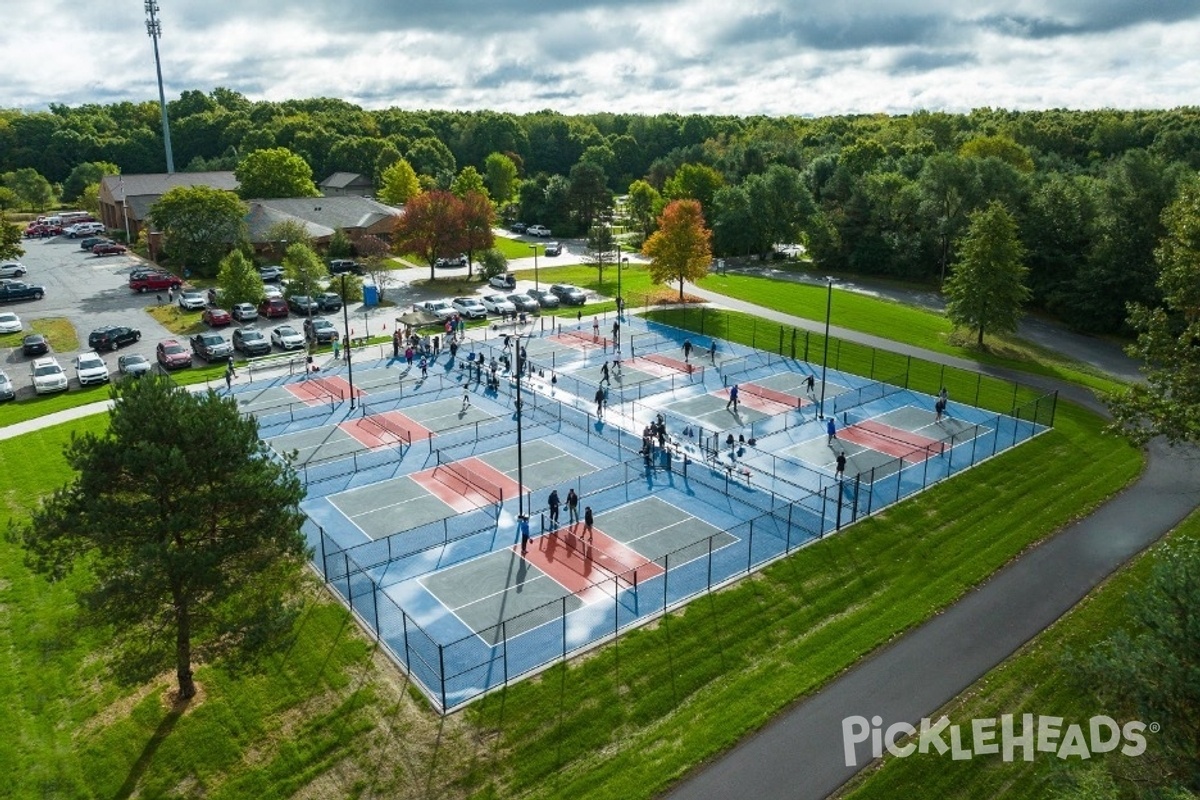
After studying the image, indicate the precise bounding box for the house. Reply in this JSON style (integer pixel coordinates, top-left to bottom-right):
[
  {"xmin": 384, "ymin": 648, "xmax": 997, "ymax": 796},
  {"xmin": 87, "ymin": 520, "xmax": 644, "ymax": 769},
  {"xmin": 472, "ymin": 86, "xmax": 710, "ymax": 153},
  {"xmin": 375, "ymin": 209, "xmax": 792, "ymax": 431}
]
[
  {"xmin": 98, "ymin": 172, "xmax": 238, "ymax": 241},
  {"xmin": 319, "ymin": 172, "xmax": 375, "ymax": 198}
]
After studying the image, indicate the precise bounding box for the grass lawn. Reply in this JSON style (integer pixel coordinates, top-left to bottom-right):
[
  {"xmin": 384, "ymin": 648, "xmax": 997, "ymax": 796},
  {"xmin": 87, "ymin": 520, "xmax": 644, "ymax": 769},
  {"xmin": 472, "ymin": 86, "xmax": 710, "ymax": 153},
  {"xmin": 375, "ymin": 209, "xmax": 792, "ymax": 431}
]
[
  {"xmin": 0, "ymin": 315, "xmax": 79, "ymax": 352},
  {"xmin": 836, "ymin": 509, "xmax": 1200, "ymax": 799},
  {"xmin": 696, "ymin": 273, "xmax": 1126, "ymax": 396},
  {"xmin": 492, "ymin": 236, "xmax": 548, "ymax": 260}
]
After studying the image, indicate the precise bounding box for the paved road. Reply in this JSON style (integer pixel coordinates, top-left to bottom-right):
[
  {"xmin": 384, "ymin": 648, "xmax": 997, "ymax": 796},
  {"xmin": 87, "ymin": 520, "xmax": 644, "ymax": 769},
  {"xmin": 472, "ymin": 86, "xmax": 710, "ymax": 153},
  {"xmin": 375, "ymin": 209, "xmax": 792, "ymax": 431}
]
[{"xmin": 664, "ymin": 289, "xmax": 1200, "ymax": 800}]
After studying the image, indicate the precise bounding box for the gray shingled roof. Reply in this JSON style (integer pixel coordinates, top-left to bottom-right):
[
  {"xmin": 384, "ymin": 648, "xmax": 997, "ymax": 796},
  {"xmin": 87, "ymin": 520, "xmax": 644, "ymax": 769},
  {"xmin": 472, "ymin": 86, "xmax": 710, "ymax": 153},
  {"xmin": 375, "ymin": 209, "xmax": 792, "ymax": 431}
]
[
  {"xmin": 319, "ymin": 172, "xmax": 372, "ymax": 190},
  {"xmin": 245, "ymin": 203, "xmax": 335, "ymax": 243},
  {"xmin": 101, "ymin": 172, "xmax": 239, "ymax": 199},
  {"xmin": 254, "ymin": 196, "xmax": 400, "ymax": 231}
]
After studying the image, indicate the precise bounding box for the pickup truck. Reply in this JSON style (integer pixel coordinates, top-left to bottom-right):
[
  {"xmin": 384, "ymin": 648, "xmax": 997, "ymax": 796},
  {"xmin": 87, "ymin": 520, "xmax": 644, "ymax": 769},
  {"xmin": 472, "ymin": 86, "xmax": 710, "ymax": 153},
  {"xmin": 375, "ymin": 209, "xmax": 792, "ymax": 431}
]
[
  {"xmin": 129, "ymin": 272, "xmax": 182, "ymax": 293},
  {"xmin": 0, "ymin": 281, "xmax": 46, "ymax": 302},
  {"xmin": 415, "ymin": 299, "xmax": 456, "ymax": 321}
]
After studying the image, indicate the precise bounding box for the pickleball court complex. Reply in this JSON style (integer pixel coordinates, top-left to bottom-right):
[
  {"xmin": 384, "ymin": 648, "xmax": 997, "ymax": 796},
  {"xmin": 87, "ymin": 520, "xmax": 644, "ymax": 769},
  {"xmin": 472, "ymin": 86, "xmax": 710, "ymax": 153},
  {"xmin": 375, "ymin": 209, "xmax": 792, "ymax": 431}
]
[{"xmin": 237, "ymin": 312, "xmax": 1056, "ymax": 712}]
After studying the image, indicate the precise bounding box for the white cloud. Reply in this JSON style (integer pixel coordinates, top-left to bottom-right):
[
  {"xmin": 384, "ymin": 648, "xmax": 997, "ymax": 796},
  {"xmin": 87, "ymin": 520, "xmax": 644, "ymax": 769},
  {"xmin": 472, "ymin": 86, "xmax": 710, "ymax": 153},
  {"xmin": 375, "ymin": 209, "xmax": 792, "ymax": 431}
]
[{"xmin": 1, "ymin": 0, "xmax": 1198, "ymax": 115}]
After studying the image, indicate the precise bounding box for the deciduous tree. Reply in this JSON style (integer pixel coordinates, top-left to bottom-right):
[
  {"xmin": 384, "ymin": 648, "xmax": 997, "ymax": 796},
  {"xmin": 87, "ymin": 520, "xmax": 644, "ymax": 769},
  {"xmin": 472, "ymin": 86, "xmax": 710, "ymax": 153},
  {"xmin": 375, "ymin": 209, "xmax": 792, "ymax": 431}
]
[
  {"xmin": 215, "ymin": 249, "xmax": 264, "ymax": 307},
  {"xmin": 1108, "ymin": 176, "xmax": 1200, "ymax": 445},
  {"xmin": 234, "ymin": 147, "xmax": 319, "ymax": 199},
  {"xmin": 394, "ymin": 190, "xmax": 466, "ymax": 280},
  {"xmin": 627, "ymin": 179, "xmax": 661, "ymax": 241},
  {"xmin": 378, "ymin": 157, "xmax": 421, "ymax": 206},
  {"xmin": 14, "ymin": 376, "xmax": 308, "ymax": 700},
  {"xmin": 62, "ymin": 161, "xmax": 119, "ymax": 202},
  {"xmin": 149, "ymin": 185, "xmax": 247, "ymax": 278},
  {"xmin": 451, "ymin": 166, "xmax": 488, "ymax": 200},
  {"xmin": 0, "ymin": 214, "xmax": 25, "ymax": 261},
  {"xmin": 944, "ymin": 201, "xmax": 1030, "ymax": 346},
  {"xmin": 484, "ymin": 152, "xmax": 518, "ymax": 204},
  {"xmin": 355, "ymin": 234, "xmax": 394, "ymax": 302},
  {"xmin": 282, "ymin": 242, "xmax": 329, "ymax": 300},
  {"xmin": 459, "ymin": 190, "xmax": 495, "ymax": 278},
  {"xmin": 643, "ymin": 199, "xmax": 712, "ymax": 301}
]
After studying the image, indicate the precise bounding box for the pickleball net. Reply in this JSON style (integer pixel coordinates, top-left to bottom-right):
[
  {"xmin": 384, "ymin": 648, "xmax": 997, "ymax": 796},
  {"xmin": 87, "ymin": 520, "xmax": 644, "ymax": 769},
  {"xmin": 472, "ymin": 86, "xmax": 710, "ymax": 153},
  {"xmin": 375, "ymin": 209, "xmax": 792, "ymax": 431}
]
[
  {"xmin": 435, "ymin": 452, "xmax": 504, "ymax": 504},
  {"xmin": 843, "ymin": 410, "xmax": 947, "ymax": 460},
  {"xmin": 360, "ymin": 411, "xmax": 412, "ymax": 446},
  {"xmin": 741, "ymin": 381, "xmax": 803, "ymax": 408}
]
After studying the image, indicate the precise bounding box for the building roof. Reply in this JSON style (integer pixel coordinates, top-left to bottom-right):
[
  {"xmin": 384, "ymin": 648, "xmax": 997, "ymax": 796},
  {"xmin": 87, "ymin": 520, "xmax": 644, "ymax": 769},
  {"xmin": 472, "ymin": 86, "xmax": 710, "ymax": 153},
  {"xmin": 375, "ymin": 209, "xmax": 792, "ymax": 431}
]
[
  {"xmin": 245, "ymin": 203, "xmax": 335, "ymax": 244},
  {"xmin": 320, "ymin": 172, "xmax": 373, "ymax": 190},
  {"xmin": 254, "ymin": 196, "xmax": 401, "ymax": 232},
  {"xmin": 101, "ymin": 171, "xmax": 239, "ymax": 199}
]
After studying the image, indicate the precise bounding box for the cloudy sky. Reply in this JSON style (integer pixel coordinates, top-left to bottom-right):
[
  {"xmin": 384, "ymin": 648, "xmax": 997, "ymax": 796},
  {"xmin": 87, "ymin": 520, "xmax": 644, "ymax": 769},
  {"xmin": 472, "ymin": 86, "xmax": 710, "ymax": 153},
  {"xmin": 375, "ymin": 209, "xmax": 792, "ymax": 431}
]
[{"xmin": 3, "ymin": 0, "xmax": 1198, "ymax": 116}]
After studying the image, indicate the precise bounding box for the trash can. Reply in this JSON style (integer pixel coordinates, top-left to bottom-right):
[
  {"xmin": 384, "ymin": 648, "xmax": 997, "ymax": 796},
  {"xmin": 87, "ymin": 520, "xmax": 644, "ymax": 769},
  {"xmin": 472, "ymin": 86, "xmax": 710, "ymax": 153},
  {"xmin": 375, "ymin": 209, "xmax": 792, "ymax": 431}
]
[{"xmin": 362, "ymin": 282, "xmax": 378, "ymax": 307}]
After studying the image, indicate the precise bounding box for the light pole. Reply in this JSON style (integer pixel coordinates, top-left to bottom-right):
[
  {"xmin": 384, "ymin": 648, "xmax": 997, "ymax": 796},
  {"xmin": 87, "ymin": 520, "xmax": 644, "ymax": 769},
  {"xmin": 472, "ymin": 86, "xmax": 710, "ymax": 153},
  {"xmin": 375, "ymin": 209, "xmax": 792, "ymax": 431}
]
[
  {"xmin": 615, "ymin": 242, "xmax": 627, "ymax": 318},
  {"xmin": 529, "ymin": 244, "xmax": 539, "ymax": 291},
  {"xmin": 340, "ymin": 273, "xmax": 356, "ymax": 410},
  {"xmin": 513, "ymin": 331, "xmax": 532, "ymax": 517},
  {"xmin": 818, "ymin": 276, "xmax": 836, "ymax": 420}
]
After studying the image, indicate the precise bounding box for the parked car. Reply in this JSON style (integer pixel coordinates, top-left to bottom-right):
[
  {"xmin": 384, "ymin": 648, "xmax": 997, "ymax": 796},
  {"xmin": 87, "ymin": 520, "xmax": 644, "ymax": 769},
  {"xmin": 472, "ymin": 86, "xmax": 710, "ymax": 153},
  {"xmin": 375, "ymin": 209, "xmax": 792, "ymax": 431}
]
[
  {"xmin": 177, "ymin": 290, "xmax": 207, "ymax": 311},
  {"xmin": 118, "ymin": 353, "xmax": 153, "ymax": 378},
  {"xmin": 257, "ymin": 297, "xmax": 290, "ymax": 319},
  {"xmin": 261, "ymin": 283, "xmax": 284, "ymax": 300},
  {"xmin": 0, "ymin": 369, "xmax": 14, "ymax": 402},
  {"xmin": 24, "ymin": 223, "xmax": 61, "ymax": 238},
  {"xmin": 507, "ymin": 293, "xmax": 539, "ymax": 313},
  {"xmin": 73, "ymin": 351, "xmax": 110, "ymax": 386},
  {"xmin": 65, "ymin": 221, "xmax": 106, "ymax": 238},
  {"xmin": 451, "ymin": 296, "xmax": 487, "ymax": 319},
  {"xmin": 232, "ymin": 326, "xmax": 271, "ymax": 356},
  {"xmin": 0, "ymin": 311, "xmax": 21, "ymax": 334},
  {"xmin": 315, "ymin": 292, "xmax": 343, "ymax": 312},
  {"xmin": 544, "ymin": 241, "xmax": 563, "ymax": 256},
  {"xmin": 304, "ymin": 316, "xmax": 338, "ymax": 344},
  {"xmin": 92, "ymin": 242, "xmax": 128, "ymax": 256},
  {"xmin": 79, "ymin": 236, "xmax": 112, "ymax": 251},
  {"xmin": 0, "ymin": 261, "xmax": 28, "ymax": 278},
  {"xmin": 270, "ymin": 324, "xmax": 306, "ymax": 350},
  {"xmin": 0, "ymin": 281, "xmax": 46, "ymax": 302},
  {"xmin": 30, "ymin": 357, "xmax": 68, "ymax": 394},
  {"xmin": 129, "ymin": 271, "xmax": 181, "ymax": 293},
  {"xmin": 329, "ymin": 259, "xmax": 364, "ymax": 275},
  {"xmin": 21, "ymin": 333, "xmax": 49, "ymax": 356},
  {"xmin": 415, "ymin": 299, "xmax": 456, "ymax": 321},
  {"xmin": 88, "ymin": 325, "xmax": 141, "ymax": 351},
  {"xmin": 435, "ymin": 254, "xmax": 467, "ymax": 268},
  {"xmin": 258, "ymin": 265, "xmax": 284, "ymax": 282},
  {"xmin": 526, "ymin": 224, "xmax": 551, "ymax": 237},
  {"xmin": 526, "ymin": 288, "xmax": 560, "ymax": 309},
  {"xmin": 231, "ymin": 303, "xmax": 258, "ymax": 323},
  {"xmin": 156, "ymin": 339, "xmax": 192, "ymax": 370},
  {"xmin": 489, "ymin": 273, "xmax": 517, "ymax": 290},
  {"xmin": 287, "ymin": 295, "xmax": 319, "ymax": 315},
  {"xmin": 201, "ymin": 307, "xmax": 232, "ymax": 327},
  {"xmin": 481, "ymin": 294, "xmax": 516, "ymax": 315},
  {"xmin": 190, "ymin": 331, "xmax": 233, "ymax": 361},
  {"xmin": 549, "ymin": 284, "xmax": 586, "ymax": 306},
  {"xmin": 509, "ymin": 222, "xmax": 527, "ymax": 234}
]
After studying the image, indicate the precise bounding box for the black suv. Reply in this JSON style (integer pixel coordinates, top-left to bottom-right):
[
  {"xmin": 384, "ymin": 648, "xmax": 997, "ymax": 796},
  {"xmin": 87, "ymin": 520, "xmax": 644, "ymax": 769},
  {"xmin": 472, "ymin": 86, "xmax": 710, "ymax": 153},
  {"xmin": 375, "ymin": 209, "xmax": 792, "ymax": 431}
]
[
  {"xmin": 303, "ymin": 316, "xmax": 338, "ymax": 344},
  {"xmin": 329, "ymin": 259, "xmax": 364, "ymax": 275},
  {"xmin": 190, "ymin": 331, "xmax": 233, "ymax": 361},
  {"xmin": 231, "ymin": 326, "xmax": 271, "ymax": 356},
  {"xmin": 88, "ymin": 325, "xmax": 141, "ymax": 351},
  {"xmin": 287, "ymin": 295, "xmax": 318, "ymax": 315},
  {"xmin": 315, "ymin": 292, "xmax": 343, "ymax": 312},
  {"xmin": 549, "ymin": 284, "xmax": 586, "ymax": 306}
]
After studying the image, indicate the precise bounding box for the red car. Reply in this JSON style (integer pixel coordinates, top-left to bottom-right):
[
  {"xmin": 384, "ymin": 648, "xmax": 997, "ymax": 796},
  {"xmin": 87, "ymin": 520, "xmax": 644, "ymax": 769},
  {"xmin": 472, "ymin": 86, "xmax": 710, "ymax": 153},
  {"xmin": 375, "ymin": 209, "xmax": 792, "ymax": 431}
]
[
  {"xmin": 156, "ymin": 339, "xmax": 192, "ymax": 370},
  {"xmin": 92, "ymin": 242, "xmax": 128, "ymax": 256},
  {"xmin": 202, "ymin": 307, "xmax": 232, "ymax": 327},
  {"xmin": 129, "ymin": 272, "xmax": 182, "ymax": 293},
  {"xmin": 24, "ymin": 223, "xmax": 61, "ymax": 238},
  {"xmin": 257, "ymin": 297, "xmax": 289, "ymax": 319}
]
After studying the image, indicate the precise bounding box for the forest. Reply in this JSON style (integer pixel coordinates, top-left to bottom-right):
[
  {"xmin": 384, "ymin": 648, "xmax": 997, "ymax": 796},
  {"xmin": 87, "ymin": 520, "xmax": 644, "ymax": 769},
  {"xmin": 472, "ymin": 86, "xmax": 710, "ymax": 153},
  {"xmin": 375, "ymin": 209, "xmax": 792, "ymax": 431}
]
[{"xmin": 2, "ymin": 90, "xmax": 1199, "ymax": 333}]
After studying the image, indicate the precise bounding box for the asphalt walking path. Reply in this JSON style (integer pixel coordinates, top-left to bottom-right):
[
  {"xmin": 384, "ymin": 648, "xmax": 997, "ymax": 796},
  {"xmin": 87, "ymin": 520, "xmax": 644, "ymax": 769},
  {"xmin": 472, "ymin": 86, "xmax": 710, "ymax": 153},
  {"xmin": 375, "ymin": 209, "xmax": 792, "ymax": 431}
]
[{"xmin": 664, "ymin": 288, "xmax": 1200, "ymax": 800}]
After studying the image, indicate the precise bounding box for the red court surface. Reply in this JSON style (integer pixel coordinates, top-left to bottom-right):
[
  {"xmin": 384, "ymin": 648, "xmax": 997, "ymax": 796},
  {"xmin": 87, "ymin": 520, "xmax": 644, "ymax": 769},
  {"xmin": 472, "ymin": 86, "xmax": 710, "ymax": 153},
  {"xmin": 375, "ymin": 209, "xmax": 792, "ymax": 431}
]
[
  {"xmin": 552, "ymin": 331, "xmax": 611, "ymax": 350},
  {"xmin": 840, "ymin": 420, "xmax": 945, "ymax": 461},
  {"xmin": 642, "ymin": 352, "xmax": 703, "ymax": 375},
  {"xmin": 411, "ymin": 457, "xmax": 521, "ymax": 513},
  {"xmin": 284, "ymin": 375, "xmax": 364, "ymax": 405},
  {"xmin": 717, "ymin": 385, "xmax": 800, "ymax": 415},
  {"xmin": 339, "ymin": 412, "xmax": 434, "ymax": 448},
  {"xmin": 519, "ymin": 526, "xmax": 665, "ymax": 597}
]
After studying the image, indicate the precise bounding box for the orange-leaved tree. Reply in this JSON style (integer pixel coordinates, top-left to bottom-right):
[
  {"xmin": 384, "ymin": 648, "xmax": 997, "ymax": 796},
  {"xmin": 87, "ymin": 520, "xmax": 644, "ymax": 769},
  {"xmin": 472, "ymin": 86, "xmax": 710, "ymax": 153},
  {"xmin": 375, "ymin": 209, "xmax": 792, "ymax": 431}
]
[
  {"xmin": 459, "ymin": 191, "xmax": 495, "ymax": 279},
  {"xmin": 393, "ymin": 190, "xmax": 466, "ymax": 280},
  {"xmin": 643, "ymin": 199, "xmax": 712, "ymax": 301}
]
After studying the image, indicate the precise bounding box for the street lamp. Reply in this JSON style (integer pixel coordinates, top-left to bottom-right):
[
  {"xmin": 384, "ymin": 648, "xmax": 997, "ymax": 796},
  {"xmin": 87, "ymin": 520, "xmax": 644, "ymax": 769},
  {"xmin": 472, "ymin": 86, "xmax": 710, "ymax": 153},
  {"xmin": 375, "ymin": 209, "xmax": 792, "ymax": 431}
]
[
  {"xmin": 615, "ymin": 242, "xmax": 627, "ymax": 318},
  {"xmin": 529, "ymin": 243, "xmax": 539, "ymax": 291},
  {"xmin": 817, "ymin": 276, "xmax": 836, "ymax": 420},
  {"xmin": 340, "ymin": 273, "xmax": 356, "ymax": 410},
  {"xmin": 513, "ymin": 331, "xmax": 532, "ymax": 517}
]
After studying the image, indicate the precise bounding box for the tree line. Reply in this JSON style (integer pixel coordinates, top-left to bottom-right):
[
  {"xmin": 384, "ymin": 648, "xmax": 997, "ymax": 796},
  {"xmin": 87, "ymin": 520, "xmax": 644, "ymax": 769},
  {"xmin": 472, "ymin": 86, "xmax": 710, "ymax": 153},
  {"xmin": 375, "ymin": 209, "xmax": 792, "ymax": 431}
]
[{"xmin": 3, "ymin": 94, "xmax": 1200, "ymax": 332}]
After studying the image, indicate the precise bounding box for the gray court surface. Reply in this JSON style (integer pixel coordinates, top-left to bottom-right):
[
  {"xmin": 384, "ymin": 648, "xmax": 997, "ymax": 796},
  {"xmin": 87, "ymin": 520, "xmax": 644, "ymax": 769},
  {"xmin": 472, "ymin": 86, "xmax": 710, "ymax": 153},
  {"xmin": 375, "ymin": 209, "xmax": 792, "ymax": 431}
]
[
  {"xmin": 330, "ymin": 474, "xmax": 459, "ymax": 540},
  {"xmin": 236, "ymin": 383, "xmax": 318, "ymax": 416},
  {"xmin": 400, "ymin": 396, "xmax": 496, "ymax": 433},
  {"xmin": 595, "ymin": 496, "xmax": 736, "ymax": 562},
  {"xmin": 268, "ymin": 424, "xmax": 366, "ymax": 465},
  {"xmin": 422, "ymin": 550, "xmax": 583, "ymax": 644},
  {"xmin": 670, "ymin": 392, "xmax": 773, "ymax": 427},
  {"xmin": 476, "ymin": 439, "xmax": 599, "ymax": 493}
]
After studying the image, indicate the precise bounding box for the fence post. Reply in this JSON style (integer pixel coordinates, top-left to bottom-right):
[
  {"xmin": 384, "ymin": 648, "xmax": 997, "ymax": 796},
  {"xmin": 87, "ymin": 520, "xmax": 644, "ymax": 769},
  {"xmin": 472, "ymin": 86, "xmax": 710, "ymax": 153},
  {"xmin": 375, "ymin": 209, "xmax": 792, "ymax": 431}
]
[
  {"xmin": 905, "ymin": 355, "xmax": 912, "ymax": 389},
  {"xmin": 561, "ymin": 596, "xmax": 568, "ymax": 660},
  {"xmin": 790, "ymin": 327, "xmax": 797, "ymax": 359},
  {"xmin": 778, "ymin": 325, "xmax": 784, "ymax": 355},
  {"xmin": 752, "ymin": 319, "xmax": 757, "ymax": 348},
  {"xmin": 438, "ymin": 645, "xmax": 447, "ymax": 712},
  {"xmin": 747, "ymin": 520, "xmax": 754, "ymax": 573},
  {"xmin": 402, "ymin": 611, "xmax": 411, "ymax": 669},
  {"xmin": 372, "ymin": 585, "xmax": 380, "ymax": 639}
]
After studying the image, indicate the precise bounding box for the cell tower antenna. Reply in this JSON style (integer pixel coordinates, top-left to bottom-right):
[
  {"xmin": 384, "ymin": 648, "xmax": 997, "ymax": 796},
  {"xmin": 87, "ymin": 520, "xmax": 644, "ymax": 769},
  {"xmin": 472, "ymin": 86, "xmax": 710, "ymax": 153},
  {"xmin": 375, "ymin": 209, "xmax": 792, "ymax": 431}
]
[{"xmin": 145, "ymin": 1, "xmax": 176, "ymax": 173}]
